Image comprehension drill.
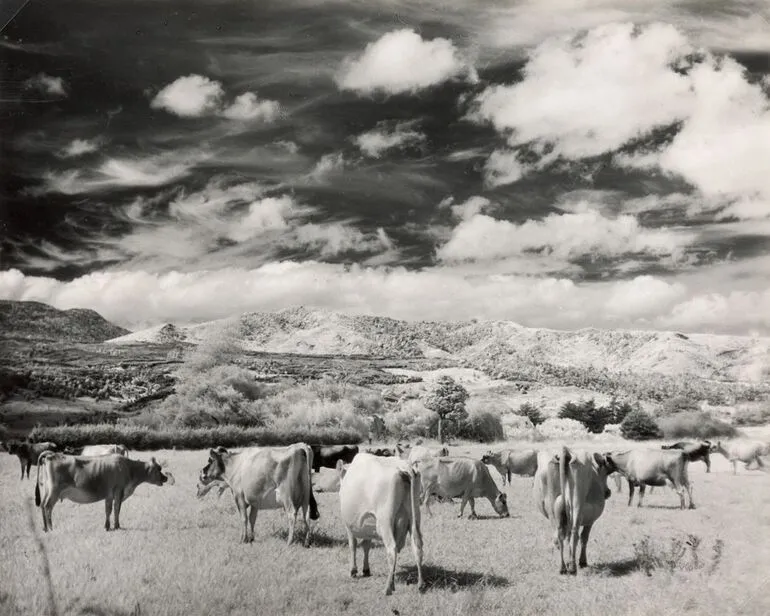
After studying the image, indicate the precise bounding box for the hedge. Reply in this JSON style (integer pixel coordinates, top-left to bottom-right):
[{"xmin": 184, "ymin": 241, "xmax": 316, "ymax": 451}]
[{"xmin": 27, "ymin": 424, "xmax": 364, "ymax": 451}]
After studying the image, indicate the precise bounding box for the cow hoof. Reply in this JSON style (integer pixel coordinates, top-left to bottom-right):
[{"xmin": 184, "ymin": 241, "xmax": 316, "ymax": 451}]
[
  {"xmin": 468, "ymin": 514, "xmax": 478, "ymax": 520},
  {"xmin": 579, "ymin": 561, "xmax": 588, "ymax": 569},
  {"xmin": 418, "ymin": 583, "xmax": 427, "ymax": 594},
  {"xmin": 350, "ymin": 569, "xmax": 357, "ymax": 578},
  {"xmin": 362, "ymin": 569, "xmax": 371, "ymax": 578}
]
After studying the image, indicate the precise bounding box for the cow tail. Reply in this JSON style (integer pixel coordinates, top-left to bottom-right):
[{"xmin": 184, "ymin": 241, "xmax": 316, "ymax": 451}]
[
  {"xmin": 559, "ymin": 446, "xmax": 571, "ymax": 527},
  {"xmin": 35, "ymin": 454, "xmax": 46, "ymax": 507},
  {"xmin": 304, "ymin": 444, "xmax": 320, "ymax": 521},
  {"xmin": 409, "ymin": 466, "xmax": 422, "ymax": 545}
]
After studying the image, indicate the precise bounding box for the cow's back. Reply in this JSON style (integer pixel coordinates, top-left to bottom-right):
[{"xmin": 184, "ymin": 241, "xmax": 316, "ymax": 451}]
[
  {"xmin": 419, "ymin": 457, "xmax": 475, "ymax": 496},
  {"xmin": 509, "ymin": 449, "xmax": 538, "ymax": 476},
  {"xmin": 627, "ymin": 449, "xmax": 683, "ymax": 483}
]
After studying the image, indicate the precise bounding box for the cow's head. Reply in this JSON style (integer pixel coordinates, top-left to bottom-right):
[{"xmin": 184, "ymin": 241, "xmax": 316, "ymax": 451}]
[
  {"xmin": 493, "ymin": 492, "xmax": 510, "ymax": 518},
  {"xmin": 199, "ymin": 447, "xmax": 228, "ymax": 487},
  {"xmin": 709, "ymin": 441, "xmax": 722, "ymax": 453},
  {"xmin": 481, "ymin": 451, "xmax": 494, "ymax": 465},
  {"xmin": 147, "ymin": 457, "xmax": 175, "ymax": 486}
]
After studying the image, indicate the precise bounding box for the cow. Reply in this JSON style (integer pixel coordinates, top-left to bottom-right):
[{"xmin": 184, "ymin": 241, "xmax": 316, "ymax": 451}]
[
  {"xmin": 35, "ymin": 452, "xmax": 174, "ymax": 532},
  {"xmin": 481, "ymin": 448, "xmax": 538, "ymax": 485},
  {"xmin": 407, "ymin": 445, "xmax": 449, "ymax": 465},
  {"xmin": 309, "ymin": 445, "xmax": 359, "ymax": 473},
  {"xmin": 605, "ymin": 449, "xmax": 694, "ymax": 509},
  {"xmin": 339, "ymin": 452, "xmax": 425, "ymax": 595},
  {"xmin": 533, "ymin": 447, "xmax": 612, "ymax": 574},
  {"xmin": 197, "ymin": 443, "xmax": 319, "ymax": 546},
  {"xmin": 661, "ymin": 441, "xmax": 711, "ymax": 473},
  {"xmin": 3, "ymin": 440, "xmax": 59, "ymax": 480},
  {"xmin": 367, "ymin": 447, "xmax": 396, "ymax": 457},
  {"xmin": 414, "ymin": 457, "xmax": 509, "ymax": 519},
  {"xmin": 315, "ymin": 460, "xmax": 349, "ymax": 493},
  {"xmin": 711, "ymin": 440, "xmax": 768, "ymax": 475}
]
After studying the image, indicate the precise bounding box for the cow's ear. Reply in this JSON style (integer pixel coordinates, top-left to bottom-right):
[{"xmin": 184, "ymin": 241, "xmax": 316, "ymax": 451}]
[
  {"xmin": 151, "ymin": 456, "xmax": 158, "ymax": 466},
  {"xmin": 593, "ymin": 452, "xmax": 606, "ymax": 467},
  {"xmin": 209, "ymin": 448, "xmax": 218, "ymax": 457}
]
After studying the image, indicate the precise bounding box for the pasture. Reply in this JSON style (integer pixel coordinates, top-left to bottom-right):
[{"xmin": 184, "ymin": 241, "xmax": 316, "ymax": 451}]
[{"xmin": 1, "ymin": 440, "xmax": 770, "ymax": 616}]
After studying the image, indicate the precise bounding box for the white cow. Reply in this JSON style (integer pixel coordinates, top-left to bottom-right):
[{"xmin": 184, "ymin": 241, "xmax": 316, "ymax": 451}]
[
  {"xmin": 339, "ymin": 453, "xmax": 425, "ymax": 596},
  {"xmin": 711, "ymin": 440, "xmax": 768, "ymax": 475}
]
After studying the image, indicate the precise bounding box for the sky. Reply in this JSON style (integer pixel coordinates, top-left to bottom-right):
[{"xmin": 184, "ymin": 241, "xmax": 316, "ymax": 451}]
[{"xmin": 1, "ymin": 0, "xmax": 770, "ymax": 335}]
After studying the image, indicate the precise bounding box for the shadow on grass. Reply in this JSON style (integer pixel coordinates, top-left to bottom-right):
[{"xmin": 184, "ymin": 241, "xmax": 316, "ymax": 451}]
[
  {"xmin": 272, "ymin": 527, "xmax": 348, "ymax": 548},
  {"xmin": 399, "ymin": 564, "xmax": 509, "ymax": 591},
  {"xmin": 76, "ymin": 603, "xmax": 141, "ymax": 616},
  {"xmin": 642, "ymin": 504, "xmax": 689, "ymax": 510},
  {"xmin": 588, "ymin": 557, "xmax": 639, "ymax": 577}
]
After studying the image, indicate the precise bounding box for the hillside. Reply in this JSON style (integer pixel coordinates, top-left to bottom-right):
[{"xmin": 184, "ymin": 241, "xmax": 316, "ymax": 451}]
[
  {"xmin": 108, "ymin": 306, "xmax": 770, "ymax": 386},
  {"xmin": 0, "ymin": 300, "xmax": 130, "ymax": 343}
]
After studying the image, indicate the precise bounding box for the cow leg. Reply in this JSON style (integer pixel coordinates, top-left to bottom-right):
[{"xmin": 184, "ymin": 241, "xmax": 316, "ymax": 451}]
[
  {"xmin": 377, "ymin": 521, "xmax": 398, "ymax": 596},
  {"xmin": 247, "ymin": 506, "xmax": 258, "ymax": 543},
  {"xmin": 286, "ymin": 507, "xmax": 297, "ymax": 546},
  {"xmin": 578, "ymin": 524, "xmax": 593, "ymax": 568},
  {"xmin": 361, "ymin": 539, "xmax": 372, "ymax": 577},
  {"xmin": 26, "ymin": 462, "xmax": 32, "ymax": 480},
  {"xmin": 18, "ymin": 458, "xmax": 24, "ymax": 480},
  {"xmin": 105, "ymin": 499, "xmax": 113, "ymax": 531},
  {"xmin": 732, "ymin": 460, "xmax": 738, "ymax": 475},
  {"xmin": 422, "ymin": 490, "xmax": 434, "ymax": 518},
  {"xmin": 755, "ymin": 456, "xmax": 766, "ymax": 471},
  {"xmin": 637, "ymin": 484, "xmax": 646, "ymax": 508},
  {"xmin": 627, "ymin": 482, "xmax": 635, "ymax": 507},
  {"xmin": 458, "ymin": 493, "xmax": 469, "ymax": 518},
  {"xmin": 347, "ymin": 530, "xmax": 358, "ymax": 577},
  {"xmin": 234, "ymin": 496, "xmax": 249, "ymax": 543},
  {"xmin": 113, "ymin": 489, "xmax": 124, "ymax": 529},
  {"xmin": 467, "ymin": 497, "xmax": 478, "ymax": 520},
  {"xmin": 410, "ymin": 516, "xmax": 425, "ymax": 592},
  {"xmin": 554, "ymin": 498, "xmax": 568, "ymax": 574}
]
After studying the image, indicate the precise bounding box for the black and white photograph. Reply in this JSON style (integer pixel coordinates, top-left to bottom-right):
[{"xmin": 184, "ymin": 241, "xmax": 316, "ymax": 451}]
[{"xmin": 1, "ymin": 0, "xmax": 770, "ymax": 614}]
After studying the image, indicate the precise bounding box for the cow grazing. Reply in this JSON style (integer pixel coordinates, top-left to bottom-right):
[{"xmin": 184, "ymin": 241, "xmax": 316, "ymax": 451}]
[
  {"xmin": 661, "ymin": 441, "xmax": 711, "ymax": 473},
  {"xmin": 310, "ymin": 444, "xmax": 359, "ymax": 473},
  {"xmin": 605, "ymin": 449, "xmax": 694, "ymax": 509},
  {"xmin": 407, "ymin": 445, "xmax": 449, "ymax": 465},
  {"xmin": 711, "ymin": 440, "xmax": 768, "ymax": 475},
  {"xmin": 481, "ymin": 448, "xmax": 538, "ymax": 485},
  {"xmin": 3, "ymin": 440, "xmax": 59, "ymax": 480},
  {"xmin": 198, "ymin": 443, "xmax": 319, "ymax": 546},
  {"xmin": 414, "ymin": 457, "xmax": 509, "ymax": 519},
  {"xmin": 339, "ymin": 452, "xmax": 425, "ymax": 595},
  {"xmin": 533, "ymin": 447, "xmax": 612, "ymax": 574},
  {"xmin": 35, "ymin": 452, "xmax": 174, "ymax": 532}
]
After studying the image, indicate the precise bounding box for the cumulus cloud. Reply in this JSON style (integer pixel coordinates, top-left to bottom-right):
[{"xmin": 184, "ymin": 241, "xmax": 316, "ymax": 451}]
[
  {"xmin": 221, "ymin": 92, "xmax": 281, "ymax": 122},
  {"xmin": 3, "ymin": 262, "xmax": 767, "ymax": 335},
  {"xmin": 437, "ymin": 206, "xmax": 694, "ymax": 264},
  {"xmin": 336, "ymin": 29, "xmax": 475, "ymax": 95},
  {"xmin": 151, "ymin": 75, "xmax": 224, "ymax": 118},
  {"xmin": 25, "ymin": 73, "xmax": 67, "ymax": 97},
  {"xmin": 151, "ymin": 74, "xmax": 280, "ymax": 122},
  {"xmin": 439, "ymin": 196, "xmax": 493, "ymax": 221},
  {"xmin": 227, "ymin": 196, "xmax": 298, "ymax": 242},
  {"xmin": 354, "ymin": 121, "xmax": 426, "ymax": 158},
  {"xmin": 59, "ymin": 138, "xmax": 100, "ymax": 158}
]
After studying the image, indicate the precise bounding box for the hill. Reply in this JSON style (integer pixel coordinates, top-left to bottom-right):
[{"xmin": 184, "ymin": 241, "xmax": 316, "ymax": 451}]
[
  {"xmin": 0, "ymin": 300, "xmax": 130, "ymax": 343},
  {"xmin": 108, "ymin": 306, "xmax": 770, "ymax": 387}
]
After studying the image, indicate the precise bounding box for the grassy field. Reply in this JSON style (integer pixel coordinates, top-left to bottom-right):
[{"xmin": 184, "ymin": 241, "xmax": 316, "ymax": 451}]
[{"xmin": 1, "ymin": 440, "xmax": 770, "ymax": 616}]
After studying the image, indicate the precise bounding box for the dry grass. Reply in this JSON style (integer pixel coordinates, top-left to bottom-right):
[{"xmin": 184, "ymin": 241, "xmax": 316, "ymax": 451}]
[{"xmin": 1, "ymin": 439, "xmax": 770, "ymax": 615}]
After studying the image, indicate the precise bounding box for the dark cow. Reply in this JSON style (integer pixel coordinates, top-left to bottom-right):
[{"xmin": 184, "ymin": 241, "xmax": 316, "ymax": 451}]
[
  {"xmin": 367, "ymin": 447, "xmax": 395, "ymax": 457},
  {"xmin": 662, "ymin": 441, "xmax": 711, "ymax": 473},
  {"xmin": 2, "ymin": 440, "xmax": 59, "ymax": 480},
  {"xmin": 310, "ymin": 445, "xmax": 359, "ymax": 473}
]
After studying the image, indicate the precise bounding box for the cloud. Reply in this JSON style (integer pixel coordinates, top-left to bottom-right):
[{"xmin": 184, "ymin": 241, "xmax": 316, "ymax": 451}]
[
  {"xmin": 439, "ymin": 196, "xmax": 493, "ymax": 221},
  {"xmin": 24, "ymin": 73, "xmax": 67, "ymax": 97},
  {"xmin": 336, "ymin": 29, "xmax": 475, "ymax": 95},
  {"xmin": 59, "ymin": 138, "xmax": 100, "ymax": 158},
  {"xmin": 354, "ymin": 121, "xmax": 426, "ymax": 158},
  {"xmin": 151, "ymin": 74, "xmax": 280, "ymax": 122},
  {"xmin": 307, "ymin": 152, "xmax": 346, "ymax": 182},
  {"xmin": 483, "ymin": 149, "xmax": 528, "ymax": 187},
  {"xmin": 437, "ymin": 206, "xmax": 694, "ymax": 265},
  {"xmin": 221, "ymin": 92, "xmax": 281, "ymax": 122},
  {"xmin": 228, "ymin": 196, "xmax": 298, "ymax": 242},
  {"xmin": 151, "ymin": 75, "xmax": 224, "ymax": 118},
  {"xmin": 293, "ymin": 223, "xmax": 392, "ymax": 257},
  {"xmin": 3, "ymin": 262, "xmax": 768, "ymax": 335}
]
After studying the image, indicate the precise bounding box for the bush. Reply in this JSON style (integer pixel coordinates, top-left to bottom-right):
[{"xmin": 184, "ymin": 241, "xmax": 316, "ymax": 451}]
[
  {"xmin": 559, "ymin": 399, "xmax": 612, "ymax": 434},
  {"xmin": 657, "ymin": 395, "xmax": 701, "ymax": 417},
  {"xmin": 268, "ymin": 398, "xmax": 369, "ymax": 438},
  {"xmin": 732, "ymin": 405, "xmax": 770, "ymax": 427},
  {"xmin": 28, "ymin": 424, "xmax": 363, "ymax": 450},
  {"xmin": 517, "ymin": 402, "xmax": 545, "ymax": 426},
  {"xmin": 621, "ymin": 410, "xmax": 663, "ymax": 440},
  {"xmin": 385, "ymin": 400, "xmax": 434, "ymax": 439},
  {"xmin": 455, "ymin": 407, "xmax": 505, "ymax": 443},
  {"xmin": 537, "ymin": 417, "xmax": 589, "ymax": 440},
  {"xmin": 658, "ymin": 411, "xmax": 738, "ymax": 440}
]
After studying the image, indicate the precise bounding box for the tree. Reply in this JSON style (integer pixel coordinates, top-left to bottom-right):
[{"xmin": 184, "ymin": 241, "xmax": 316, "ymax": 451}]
[
  {"xmin": 422, "ymin": 376, "xmax": 469, "ymax": 443},
  {"xmin": 558, "ymin": 399, "xmax": 611, "ymax": 434},
  {"xmin": 517, "ymin": 402, "xmax": 545, "ymax": 426}
]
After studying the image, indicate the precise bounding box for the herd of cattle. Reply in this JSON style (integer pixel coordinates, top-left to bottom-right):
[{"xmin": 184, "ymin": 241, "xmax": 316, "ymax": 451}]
[{"xmin": 2, "ymin": 437, "xmax": 769, "ymax": 595}]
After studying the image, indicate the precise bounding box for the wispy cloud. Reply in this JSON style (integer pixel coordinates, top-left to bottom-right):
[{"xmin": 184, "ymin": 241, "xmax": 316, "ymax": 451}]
[
  {"xmin": 336, "ymin": 28, "xmax": 476, "ymax": 95},
  {"xmin": 24, "ymin": 73, "xmax": 67, "ymax": 97},
  {"xmin": 354, "ymin": 120, "xmax": 426, "ymax": 158},
  {"xmin": 58, "ymin": 138, "xmax": 101, "ymax": 158}
]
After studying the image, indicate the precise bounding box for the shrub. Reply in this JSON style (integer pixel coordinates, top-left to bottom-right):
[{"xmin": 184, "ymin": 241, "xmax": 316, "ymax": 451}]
[
  {"xmin": 385, "ymin": 400, "xmax": 434, "ymax": 440},
  {"xmin": 606, "ymin": 398, "xmax": 638, "ymax": 424},
  {"xmin": 268, "ymin": 398, "xmax": 369, "ymax": 438},
  {"xmin": 732, "ymin": 405, "xmax": 770, "ymax": 427},
  {"xmin": 455, "ymin": 407, "xmax": 505, "ymax": 443},
  {"xmin": 517, "ymin": 402, "xmax": 545, "ymax": 426},
  {"xmin": 558, "ymin": 399, "xmax": 612, "ymax": 434},
  {"xmin": 621, "ymin": 410, "xmax": 663, "ymax": 440},
  {"xmin": 657, "ymin": 395, "xmax": 701, "ymax": 416},
  {"xmin": 537, "ymin": 417, "xmax": 589, "ymax": 440},
  {"xmin": 658, "ymin": 411, "xmax": 738, "ymax": 440},
  {"xmin": 28, "ymin": 424, "xmax": 363, "ymax": 450}
]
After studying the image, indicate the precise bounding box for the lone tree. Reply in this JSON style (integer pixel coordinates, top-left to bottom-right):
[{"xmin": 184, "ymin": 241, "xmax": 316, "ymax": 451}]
[{"xmin": 423, "ymin": 375, "xmax": 469, "ymax": 443}]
